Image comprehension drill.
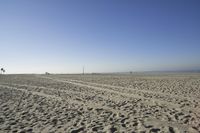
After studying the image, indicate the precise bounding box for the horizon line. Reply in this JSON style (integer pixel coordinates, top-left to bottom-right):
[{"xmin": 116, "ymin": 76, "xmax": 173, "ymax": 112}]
[{"xmin": 2, "ymin": 69, "xmax": 200, "ymax": 75}]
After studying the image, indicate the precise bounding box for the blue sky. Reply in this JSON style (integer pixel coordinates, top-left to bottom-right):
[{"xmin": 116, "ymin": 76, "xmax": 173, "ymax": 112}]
[{"xmin": 0, "ymin": 0, "xmax": 200, "ymax": 73}]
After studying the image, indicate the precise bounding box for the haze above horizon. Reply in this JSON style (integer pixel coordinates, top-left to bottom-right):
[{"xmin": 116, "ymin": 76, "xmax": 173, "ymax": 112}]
[{"xmin": 0, "ymin": 0, "xmax": 200, "ymax": 74}]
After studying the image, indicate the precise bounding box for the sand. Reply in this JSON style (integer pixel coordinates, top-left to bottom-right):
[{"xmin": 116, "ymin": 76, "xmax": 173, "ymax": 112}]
[{"xmin": 0, "ymin": 73, "xmax": 200, "ymax": 133}]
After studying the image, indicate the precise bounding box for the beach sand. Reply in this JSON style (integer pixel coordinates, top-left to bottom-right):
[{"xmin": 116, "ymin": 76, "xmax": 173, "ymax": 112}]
[{"xmin": 0, "ymin": 74, "xmax": 200, "ymax": 133}]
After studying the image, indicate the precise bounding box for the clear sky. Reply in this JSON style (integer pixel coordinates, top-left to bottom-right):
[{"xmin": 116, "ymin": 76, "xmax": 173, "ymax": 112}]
[{"xmin": 0, "ymin": 0, "xmax": 200, "ymax": 74}]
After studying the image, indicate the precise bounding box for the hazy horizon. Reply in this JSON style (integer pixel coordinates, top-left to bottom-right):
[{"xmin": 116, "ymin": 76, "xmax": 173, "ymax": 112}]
[{"xmin": 1, "ymin": 0, "xmax": 200, "ymax": 74}]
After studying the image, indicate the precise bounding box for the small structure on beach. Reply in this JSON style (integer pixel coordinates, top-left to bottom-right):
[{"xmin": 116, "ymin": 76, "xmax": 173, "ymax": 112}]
[{"xmin": 45, "ymin": 72, "xmax": 50, "ymax": 75}]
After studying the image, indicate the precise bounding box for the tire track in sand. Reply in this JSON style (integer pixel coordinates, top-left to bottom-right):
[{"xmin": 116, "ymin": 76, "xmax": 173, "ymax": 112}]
[
  {"xmin": 68, "ymin": 79, "xmax": 198, "ymax": 101},
  {"xmin": 37, "ymin": 76, "xmax": 200, "ymax": 113},
  {"xmin": 0, "ymin": 84, "xmax": 129, "ymax": 115}
]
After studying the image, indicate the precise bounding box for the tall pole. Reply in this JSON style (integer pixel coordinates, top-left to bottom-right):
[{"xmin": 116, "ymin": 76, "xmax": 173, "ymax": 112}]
[{"xmin": 83, "ymin": 66, "xmax": 84, "ymax": 75}]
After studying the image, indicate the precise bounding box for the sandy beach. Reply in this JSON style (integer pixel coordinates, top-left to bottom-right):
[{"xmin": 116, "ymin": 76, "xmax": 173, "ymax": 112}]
[{"xmin": 0, "ymin": 74, "xmax": 200, "ymax": 133}]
